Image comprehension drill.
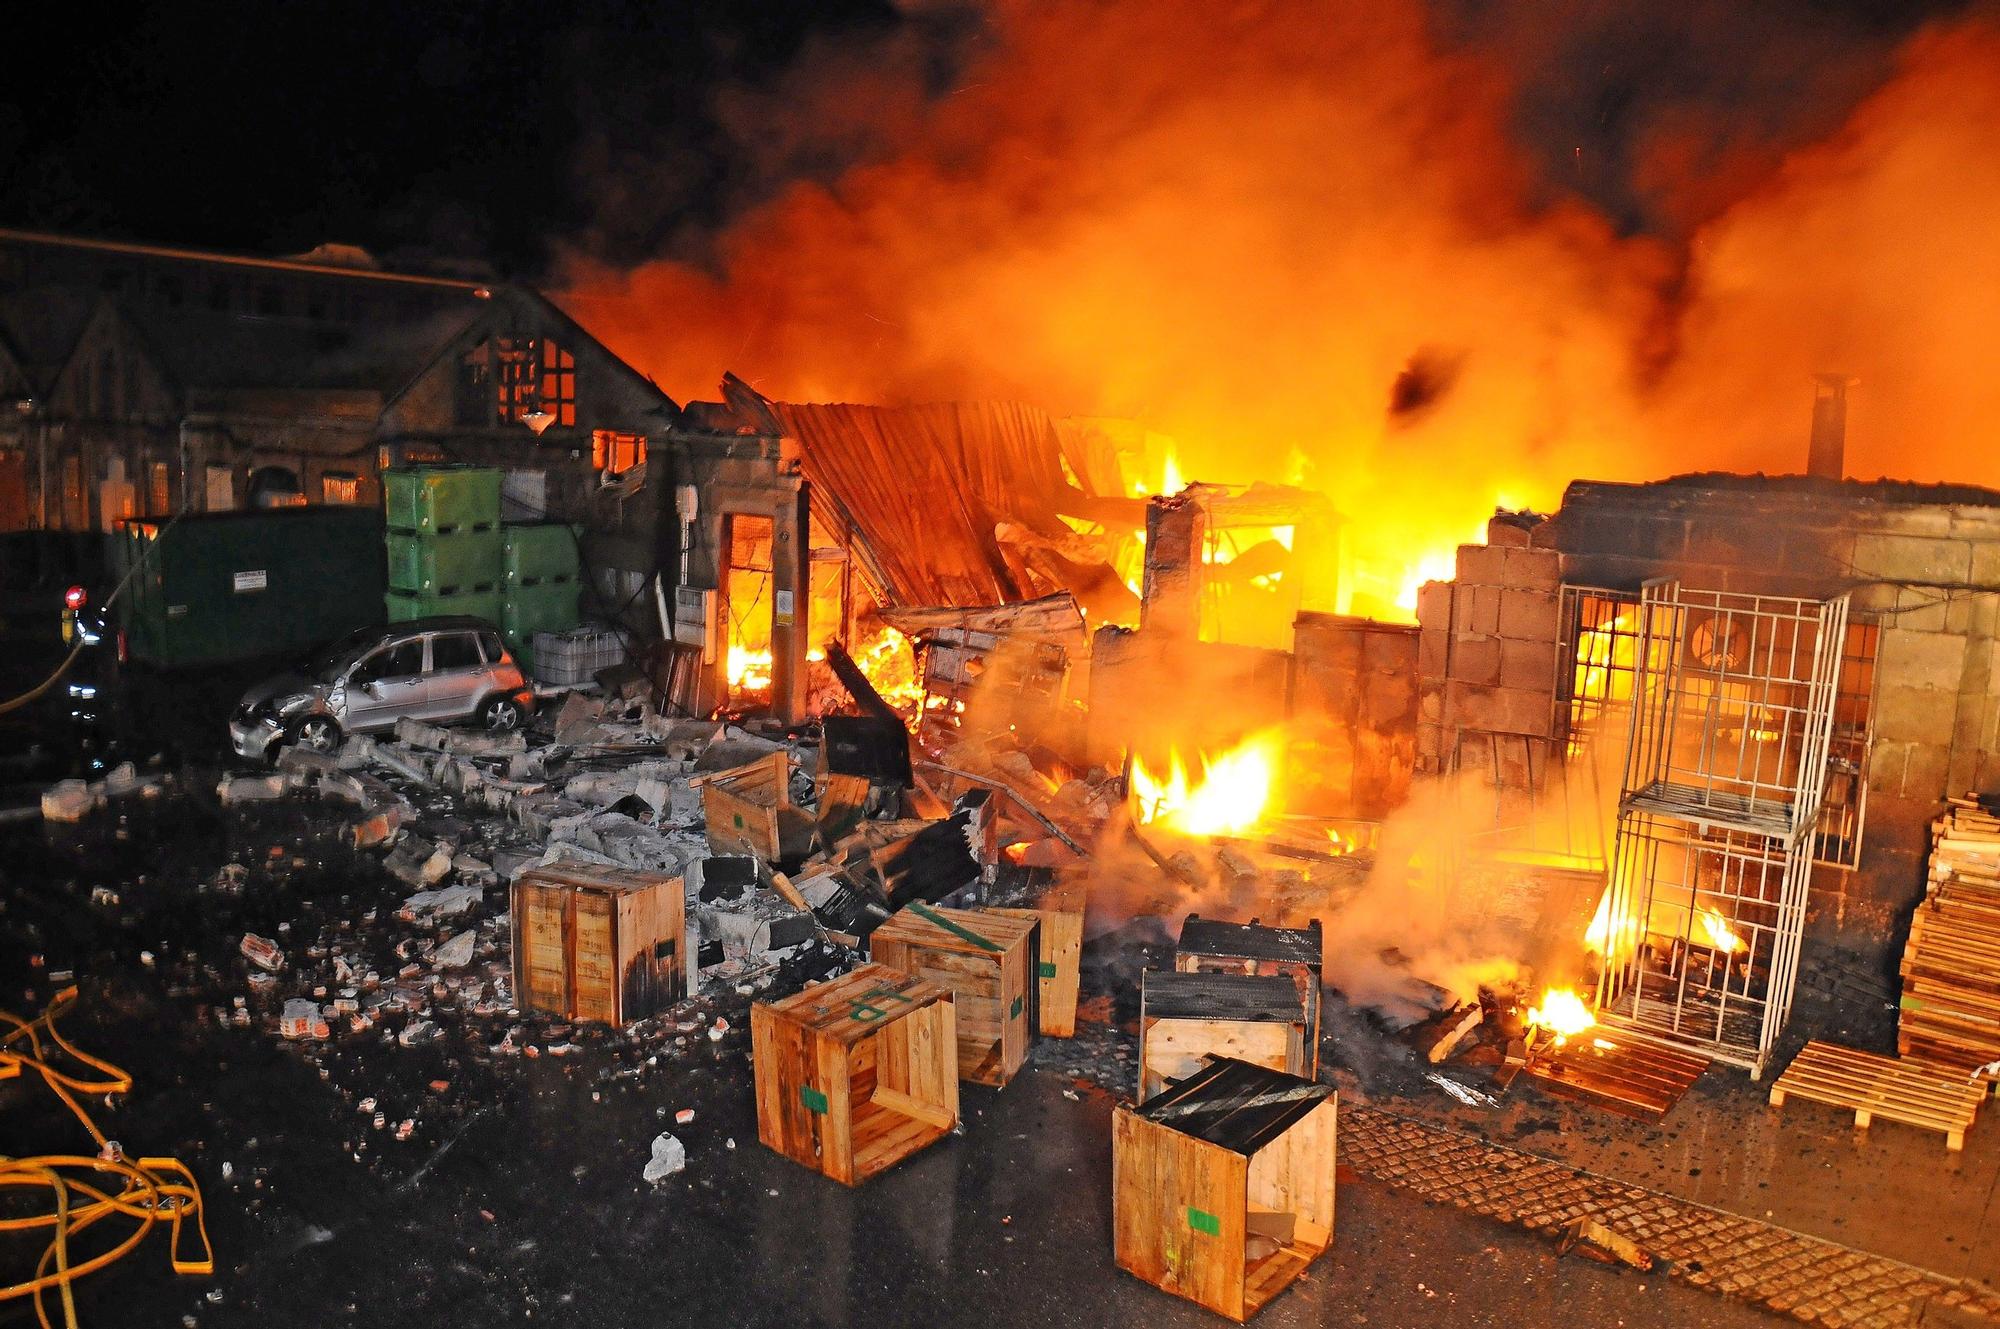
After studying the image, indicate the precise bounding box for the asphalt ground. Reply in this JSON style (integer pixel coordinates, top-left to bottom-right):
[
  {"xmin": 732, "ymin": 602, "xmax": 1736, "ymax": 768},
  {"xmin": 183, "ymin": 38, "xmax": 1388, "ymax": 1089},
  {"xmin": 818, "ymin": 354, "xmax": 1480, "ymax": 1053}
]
[{"xmin": 0, "ymin": 790, "xmax": 1771, "ymax": 1328}]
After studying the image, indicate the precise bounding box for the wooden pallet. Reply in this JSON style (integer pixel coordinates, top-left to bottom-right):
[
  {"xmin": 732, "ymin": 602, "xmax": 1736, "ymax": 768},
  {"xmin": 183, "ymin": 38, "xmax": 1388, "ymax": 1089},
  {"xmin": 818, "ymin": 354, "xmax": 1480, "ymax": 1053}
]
[
  {"xmin": 1769, "ymin": 1040, "xmax": 1984, "ymax": 1152},
  {"xmin": 1901, "ymin": 800, "xmax": 2000, "ymax": 1073},
  {"xmin": 1519, "ymin": 1034, "xmax": 1711, "ymax": 1121}
]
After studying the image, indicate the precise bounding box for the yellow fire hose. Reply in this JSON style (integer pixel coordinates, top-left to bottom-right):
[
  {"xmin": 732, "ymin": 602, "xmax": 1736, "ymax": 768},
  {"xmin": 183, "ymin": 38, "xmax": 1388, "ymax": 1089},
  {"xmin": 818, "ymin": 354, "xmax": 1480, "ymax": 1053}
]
[{"xmin": 1, "ymin": 987, "xmax": 212, "ymax": 1328}]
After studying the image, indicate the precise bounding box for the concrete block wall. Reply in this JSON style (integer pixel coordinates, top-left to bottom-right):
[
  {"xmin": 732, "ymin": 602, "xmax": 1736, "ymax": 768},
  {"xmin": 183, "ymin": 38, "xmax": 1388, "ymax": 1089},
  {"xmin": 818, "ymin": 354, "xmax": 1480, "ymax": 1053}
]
[
  {"xmin": 1416, "ymin": 525, "xmax": 1563, "ymax": 776},
  {"xmin": 1292, "ymin": 613, "xmax": 1418, "ymax": 818},
  {"xmin": 1549, "ymin": 476, "xmax": 2000, "ymax": 964}
]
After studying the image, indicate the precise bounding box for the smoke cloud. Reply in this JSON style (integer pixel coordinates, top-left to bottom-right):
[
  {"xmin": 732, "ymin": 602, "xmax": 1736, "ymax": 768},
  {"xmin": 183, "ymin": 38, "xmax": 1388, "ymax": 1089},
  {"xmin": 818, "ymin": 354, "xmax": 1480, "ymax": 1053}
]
[{"xmin": 558, "ymin": 1, "xmax": 2000, "ymax": 599}]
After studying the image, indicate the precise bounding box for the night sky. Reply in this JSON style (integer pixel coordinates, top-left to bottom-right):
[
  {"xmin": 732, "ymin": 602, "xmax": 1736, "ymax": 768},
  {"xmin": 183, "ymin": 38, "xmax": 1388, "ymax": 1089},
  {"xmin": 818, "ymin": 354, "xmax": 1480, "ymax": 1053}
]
[
  {"xmin": 0, "ymin": 0, "xmax": 1973, "ymax": 280},
  {"xmin": 0, "ymin": 0, "xmax": 926, "ymax": 276}
]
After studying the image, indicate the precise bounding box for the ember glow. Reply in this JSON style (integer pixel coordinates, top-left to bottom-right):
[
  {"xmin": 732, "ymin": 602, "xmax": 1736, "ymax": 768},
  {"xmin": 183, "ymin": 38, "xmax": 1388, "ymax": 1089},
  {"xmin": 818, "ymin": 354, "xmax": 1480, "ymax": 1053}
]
[
  {"xmin": 1524, "ymin": 987, "xmax": 1596, "ymax": 1043},
  {"xmin": 1129, "ymin": 730, "xmax": 1285, "ymax": 838}
]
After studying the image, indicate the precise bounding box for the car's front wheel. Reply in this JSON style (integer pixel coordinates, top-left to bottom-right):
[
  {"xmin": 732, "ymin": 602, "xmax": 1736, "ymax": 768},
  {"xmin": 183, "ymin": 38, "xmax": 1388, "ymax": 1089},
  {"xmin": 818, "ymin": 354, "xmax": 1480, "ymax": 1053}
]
[
  {"xmin": 478, "ymin": 696, "xmax": 525, "ymax": 732},
  {"xmin": 285, "ymin": 714, "xmax": 342, "ymax": 756}
]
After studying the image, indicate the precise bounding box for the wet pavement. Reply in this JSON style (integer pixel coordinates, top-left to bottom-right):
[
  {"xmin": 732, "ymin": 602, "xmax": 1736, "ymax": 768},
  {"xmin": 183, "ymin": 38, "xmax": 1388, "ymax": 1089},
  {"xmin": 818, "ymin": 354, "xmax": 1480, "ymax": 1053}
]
[
  {"xmin": 0, "ymin": 777, "xmax": 1981, "ymax": 1327},
  {"xmin": 1345, "ymin": 1003, "xmax": 2000, "ymax": 1285},
  {"xmin": 0, "ymin": 779, "xmax": 1774, "ymax": 1328},
  {"xmin": 4, "ymin": 978, "xmax": 1762, "ymax": 1328}
]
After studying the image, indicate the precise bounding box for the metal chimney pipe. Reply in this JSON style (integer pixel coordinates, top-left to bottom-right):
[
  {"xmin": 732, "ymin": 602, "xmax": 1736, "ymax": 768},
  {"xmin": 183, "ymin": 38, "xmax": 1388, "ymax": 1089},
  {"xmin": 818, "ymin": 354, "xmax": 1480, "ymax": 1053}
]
[{"xmin": 1809, "ymin": 374, "xmax": 1855, "ymax": 480}]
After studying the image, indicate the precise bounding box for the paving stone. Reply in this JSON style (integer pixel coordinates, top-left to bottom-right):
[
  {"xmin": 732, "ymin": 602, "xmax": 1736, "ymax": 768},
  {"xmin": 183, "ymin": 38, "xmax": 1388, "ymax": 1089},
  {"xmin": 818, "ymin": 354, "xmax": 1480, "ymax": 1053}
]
[{"xmin": 1342, "ymin": 1105, "xmax": 1974, "ymax": 1328}]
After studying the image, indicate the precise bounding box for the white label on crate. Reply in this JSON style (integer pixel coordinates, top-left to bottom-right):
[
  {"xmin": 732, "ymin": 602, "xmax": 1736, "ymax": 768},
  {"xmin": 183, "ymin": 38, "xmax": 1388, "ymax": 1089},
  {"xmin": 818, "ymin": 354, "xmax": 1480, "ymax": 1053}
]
[
  {"xmin": 774, "ymin": 589, "xmax": 794, "ymax": 627},
  {"xmin": 232, "ymin": 570, "xmax": 268, "ymax": 593}
]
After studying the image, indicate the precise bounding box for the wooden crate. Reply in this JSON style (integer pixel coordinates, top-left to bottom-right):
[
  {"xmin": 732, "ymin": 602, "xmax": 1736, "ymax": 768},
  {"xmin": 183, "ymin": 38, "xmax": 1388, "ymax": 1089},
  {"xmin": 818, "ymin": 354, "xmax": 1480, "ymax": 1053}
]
[
  {"xmin": 1770, "ymin": 1040, "xmax": 1985, "ymax": 1152},
  {"xmin": 751, "ymin": 963, "xmax": 959, "ymax": 1186},
  {"xmin": 990, "ymin": 880, "xmax": 1087, "ymax": 1038},
  {"xmin": 1114, "ymin": 1056, "xmax": 1337, "ymax": 1321},
  {"xmin": 1140, "ymin": 970, "xmax": 1311, "ymax": 1101},
  {"xmin": 694, "ymin": 751, "xmax": 805, "ymax": 862},
  {"xmin": 512, "ymin": 862, "xmax": 685, "ymax": 1025},
  {"xmin": 868, "ymin": 903, "xmax": 1038, "ymax": 1086},
  {"xmin": 1175, "ymin": 915, "xmax": 1322, "ymax": 1077}
]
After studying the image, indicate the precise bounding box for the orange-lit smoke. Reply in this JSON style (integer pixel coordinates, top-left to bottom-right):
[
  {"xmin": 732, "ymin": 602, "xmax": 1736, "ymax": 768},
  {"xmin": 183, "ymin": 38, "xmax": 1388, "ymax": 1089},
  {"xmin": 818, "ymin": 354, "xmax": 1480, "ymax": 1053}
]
[
  {"xmin": 560, "ymin": 5, "xmax": 2000, "ymax": 603},
  {"xmin": 1645, "ymin": 21, "xmax": 2000, "ymax": 477}
]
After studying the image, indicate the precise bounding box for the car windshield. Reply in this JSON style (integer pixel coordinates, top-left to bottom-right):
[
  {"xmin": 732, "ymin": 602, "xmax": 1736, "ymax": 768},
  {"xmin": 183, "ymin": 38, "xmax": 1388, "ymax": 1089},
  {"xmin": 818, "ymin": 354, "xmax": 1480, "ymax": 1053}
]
[{"xmin": 299, "ymin": 627, "xmax": 384, "ymax": 683}]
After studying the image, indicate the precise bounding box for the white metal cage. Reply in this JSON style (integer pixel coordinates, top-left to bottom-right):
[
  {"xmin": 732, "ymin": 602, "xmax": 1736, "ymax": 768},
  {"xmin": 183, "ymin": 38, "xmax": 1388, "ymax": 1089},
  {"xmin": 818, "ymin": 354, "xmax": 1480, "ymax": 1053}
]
[{"xmin": 1594, "ymin": 581, "xmax": 1850, "ymax": 1075}]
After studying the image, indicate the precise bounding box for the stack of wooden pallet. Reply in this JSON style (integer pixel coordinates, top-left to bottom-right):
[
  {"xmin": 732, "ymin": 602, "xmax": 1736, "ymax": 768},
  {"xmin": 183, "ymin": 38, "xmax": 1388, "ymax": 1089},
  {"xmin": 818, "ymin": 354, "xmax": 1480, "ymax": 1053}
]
[{"xmin": 1899, "ymin": 797, "xmax": 2000, "ymax": 1071}]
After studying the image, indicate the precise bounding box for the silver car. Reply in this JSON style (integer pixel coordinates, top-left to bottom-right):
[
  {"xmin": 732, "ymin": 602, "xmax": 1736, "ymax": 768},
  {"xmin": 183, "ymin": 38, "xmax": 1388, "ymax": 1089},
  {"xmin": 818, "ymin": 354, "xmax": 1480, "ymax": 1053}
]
[{"xmin": 230, "ymin": 617, "xmax": 534, "ymax": 762}]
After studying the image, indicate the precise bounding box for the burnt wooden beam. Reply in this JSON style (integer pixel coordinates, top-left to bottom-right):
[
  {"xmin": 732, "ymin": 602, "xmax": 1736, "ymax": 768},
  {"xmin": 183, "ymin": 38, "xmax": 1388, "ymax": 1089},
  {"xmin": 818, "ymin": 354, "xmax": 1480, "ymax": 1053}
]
[{"xmin": 825, "ymin": 639, "xmax": 904, "ymax": 726}]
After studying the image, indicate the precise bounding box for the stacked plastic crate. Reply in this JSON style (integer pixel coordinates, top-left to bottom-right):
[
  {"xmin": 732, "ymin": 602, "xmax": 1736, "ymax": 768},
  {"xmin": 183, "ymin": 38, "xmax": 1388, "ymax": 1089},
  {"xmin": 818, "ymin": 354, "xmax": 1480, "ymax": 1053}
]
[
  {"xmin": 383, "ymin": 466, "xmax": 503, "ymax": 625},
  {"xmin": 500, "ymin": 522, "xmax": 582, "ymax": 672}
]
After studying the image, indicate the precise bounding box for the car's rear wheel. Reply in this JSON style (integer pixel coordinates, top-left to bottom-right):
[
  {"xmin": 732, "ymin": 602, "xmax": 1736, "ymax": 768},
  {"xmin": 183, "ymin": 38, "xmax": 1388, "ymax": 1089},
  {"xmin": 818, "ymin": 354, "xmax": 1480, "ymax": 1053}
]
[
  {"xmin": 285, "ymin": 714, "xmax": 341, "ymax": 756},
  {"xmin": 478, "ymin": 696, "xmax": 525, "ymax": 732}
]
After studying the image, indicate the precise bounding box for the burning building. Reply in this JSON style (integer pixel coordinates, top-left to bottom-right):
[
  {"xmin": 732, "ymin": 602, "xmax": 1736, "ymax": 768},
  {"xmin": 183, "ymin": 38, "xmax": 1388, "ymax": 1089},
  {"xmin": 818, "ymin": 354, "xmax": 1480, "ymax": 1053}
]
[
  {"xmin": 1416, "ymin": 462, "xmax": 2000, "ymax": 1074},
  {"xmin": 665, "ymin": 374, "xmax": 1140, "ymax": 725}
]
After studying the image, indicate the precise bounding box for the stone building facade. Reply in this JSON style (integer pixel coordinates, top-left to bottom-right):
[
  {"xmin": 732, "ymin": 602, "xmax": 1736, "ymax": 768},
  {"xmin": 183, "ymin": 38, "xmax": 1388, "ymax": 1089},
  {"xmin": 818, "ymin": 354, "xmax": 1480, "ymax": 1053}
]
[
  {"xmin": 1420, "ymin": 473, "xmax": 2000, "ymax": 968},
  {"xmin": 0, "ymin": 228, "xmax": 679, "ymax": 631}
]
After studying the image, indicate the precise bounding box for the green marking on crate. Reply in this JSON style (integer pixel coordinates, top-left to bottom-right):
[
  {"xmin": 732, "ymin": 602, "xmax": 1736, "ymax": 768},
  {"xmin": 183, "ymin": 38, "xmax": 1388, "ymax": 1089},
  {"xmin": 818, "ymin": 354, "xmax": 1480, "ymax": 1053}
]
[
  {"xmin": 1010, "ymin": 995, "xmax": 1024, "ymax": 1019},
  {"xmin": 1901, "ymin": 995, "xmax": 1924, "ymax": 1010},
  {"xmin": 733, "ymin": 814, "xmax": 745, "ymax": 829},
  {"xmin": 800, "ymin": 1085, "xmax": 828, "ymax": 1114},
  {"xmin": 848, "ymin": 986, "xmax": 915, "ymax": 1023},
  {"xmin": 1187, "ymin": 1207, "xmax": 1220, "ymax": 1236},
  {"xmin": 908, "ymin": 900, "xmax": 1004, "ymax": 952},
  {"xmin": 1038, "ymin": 961, "xmax": 1057, "ymax": 980}
]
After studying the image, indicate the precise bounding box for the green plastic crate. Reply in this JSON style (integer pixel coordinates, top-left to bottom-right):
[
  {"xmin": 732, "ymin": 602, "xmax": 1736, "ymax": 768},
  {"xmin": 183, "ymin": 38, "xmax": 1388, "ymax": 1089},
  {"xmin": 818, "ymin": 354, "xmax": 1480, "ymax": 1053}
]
[
  {"xmin": 385, "ymin": 586, "xmax": 503, "ymax": 626},
  {"xmin": 501, "ymin": 523, "xmax": 581, "ymax": 586},
  {"xmin": 502, "ymin": 578, "xmax": 581, "ymax": 645},
  {"xmin": 383, "ymin": 466, "xmax": 502, "ymax": 535},
  {"xmin": 386, "ymin": 528, "xmax": 503, "ymax": 595}
]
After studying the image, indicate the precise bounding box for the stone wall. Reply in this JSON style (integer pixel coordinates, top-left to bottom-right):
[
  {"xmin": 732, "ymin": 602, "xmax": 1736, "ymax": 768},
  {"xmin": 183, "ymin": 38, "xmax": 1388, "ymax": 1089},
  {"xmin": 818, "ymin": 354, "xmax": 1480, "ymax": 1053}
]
[{"xmin": 1546, "ymin": 477, "xmax": 2000, "ymax": 964}]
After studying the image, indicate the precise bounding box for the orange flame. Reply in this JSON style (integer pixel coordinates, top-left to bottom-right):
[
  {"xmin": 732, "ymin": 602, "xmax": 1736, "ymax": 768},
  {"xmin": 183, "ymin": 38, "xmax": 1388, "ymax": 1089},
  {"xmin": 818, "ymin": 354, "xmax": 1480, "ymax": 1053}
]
[
  {"xmin": 1524, "ymin": 987, "xmax": 1595, "ymax": 1042},
  {"xmin": 849, "ymin": 624, "xmax": 924, "ymax": 710},
  {"xmin": 1129, "ymin": 730, "xmax": 1284, "ymax": 837},
  {"xmin": 563, "ymin": 10, "xmax": 2000, "ymax": 622},
  {"xmin": 727, "ymin": 644, "xmax": 773, "ymax": 694},
  {"xmin": 1584, "ymin": 889, "xmax": 1640, "ymax": 957},
  {"xmin": 1696, "ymin": 907, "xmax": 1743, "ymax": 955}
]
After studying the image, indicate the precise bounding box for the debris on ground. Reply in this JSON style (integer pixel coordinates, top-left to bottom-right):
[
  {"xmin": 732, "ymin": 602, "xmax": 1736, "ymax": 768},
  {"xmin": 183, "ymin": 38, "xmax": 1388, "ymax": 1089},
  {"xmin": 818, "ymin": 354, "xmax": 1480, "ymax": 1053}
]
[
  {"xmin": 642, "ymin": 1132, "xmax": 686, "ymax": 1182},
  {"xmin": 1558, "ymin": 1217, "xmax": 1658, "ymax": 1272}
]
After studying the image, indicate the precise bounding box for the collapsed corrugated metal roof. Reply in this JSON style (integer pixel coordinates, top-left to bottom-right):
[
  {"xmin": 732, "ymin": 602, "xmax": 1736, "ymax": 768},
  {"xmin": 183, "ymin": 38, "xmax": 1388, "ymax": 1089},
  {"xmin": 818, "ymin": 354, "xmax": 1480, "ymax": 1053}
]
[{"xmin": 712, "ymin": 373, "xmax": 1140, "ymax": 614}]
